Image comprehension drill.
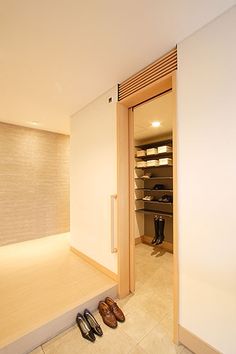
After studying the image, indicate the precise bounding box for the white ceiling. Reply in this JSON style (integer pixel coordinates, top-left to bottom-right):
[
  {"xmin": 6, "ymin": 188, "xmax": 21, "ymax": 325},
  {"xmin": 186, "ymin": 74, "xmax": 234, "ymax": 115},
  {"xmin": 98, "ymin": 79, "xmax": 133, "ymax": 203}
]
[
  {"xmin": 134, "ymin": 91, "xmax": 173, "ymax": 143},
  {"xmin": 0, "ymin": 0, "xmax": 235, "ymax": 134}
]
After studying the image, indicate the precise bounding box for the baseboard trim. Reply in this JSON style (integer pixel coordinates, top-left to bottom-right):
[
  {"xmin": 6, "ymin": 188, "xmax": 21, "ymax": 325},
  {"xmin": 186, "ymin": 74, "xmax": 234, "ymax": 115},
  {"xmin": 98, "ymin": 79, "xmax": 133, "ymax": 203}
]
[
  {"xmin": 70, "ymin": 247, "xmax": 118, "ymax": 282},
  {"xmin": 135, "ymin": 237, "xmax": 142, "ymax": 245},
  {"xmin": 141, "ymin": 235, "xmax": 173, "ymax": 253},
  {"xmin": 179, "ymin": 325, "xmax": 221, "ymax": 354}
]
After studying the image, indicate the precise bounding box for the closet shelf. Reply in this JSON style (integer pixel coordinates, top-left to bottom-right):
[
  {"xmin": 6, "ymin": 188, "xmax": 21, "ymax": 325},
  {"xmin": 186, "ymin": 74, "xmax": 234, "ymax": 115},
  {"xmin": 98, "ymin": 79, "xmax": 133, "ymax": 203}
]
[
  {"xmin": 136, "ymin": 199, "xmax": 173, "ymax": 205},
  {"xmin": 135, "ymin": 209, "xmax": 173, "ymax": 218},
  {"xmin": 135, "ymin": 177, "xmax": 173, "ymax": 180},
  {"xmin": 135, "ymin": 188, "xmax": 173, "ymax": 192},
  {"xmin": 136, "ymin": 139, "xmax": 172, "ymax": 149},
  {"xmin": 135, "ymin": 165, "xmax": 172, "ymax": 169},
  {"xmin": 135, "ymin": 188, "xmax": 151, "ymax": 191}
]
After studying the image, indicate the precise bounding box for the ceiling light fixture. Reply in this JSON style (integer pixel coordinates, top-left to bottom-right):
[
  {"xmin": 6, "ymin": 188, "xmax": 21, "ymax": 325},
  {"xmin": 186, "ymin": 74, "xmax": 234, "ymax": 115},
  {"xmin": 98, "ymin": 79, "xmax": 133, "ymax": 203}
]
[
  {"xmin": 29, "ymin": 121, "xmax": 39, "ymax": 126},
  {"xmin": 151, "ymin": 121, "xmax": 160, "ymax": 128}
]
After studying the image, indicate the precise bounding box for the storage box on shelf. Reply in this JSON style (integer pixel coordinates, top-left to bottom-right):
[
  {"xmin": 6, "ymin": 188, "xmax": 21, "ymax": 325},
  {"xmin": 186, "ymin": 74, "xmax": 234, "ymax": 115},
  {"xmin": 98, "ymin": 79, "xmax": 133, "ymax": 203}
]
[
  {"xmin": 159, "ymin": 158, "xmax": 172, "ymax": 165},
  {"xmin": 136, "ymin": 161, "xmax": 147, "ymax": 168},
  {"xmin": 136, "ymin": 149, "xmax": 146, "ymax": 157},
  {"xmin": 158, "ymin": 145, "xmax": 172, "ymax": 154},
  {"xmin": 146, "ymin": 159, "xmax": 159, "ymax": 167},
  {"xmin": 146, "ymin": 148, "xmax": 158, "ymax": 155}
]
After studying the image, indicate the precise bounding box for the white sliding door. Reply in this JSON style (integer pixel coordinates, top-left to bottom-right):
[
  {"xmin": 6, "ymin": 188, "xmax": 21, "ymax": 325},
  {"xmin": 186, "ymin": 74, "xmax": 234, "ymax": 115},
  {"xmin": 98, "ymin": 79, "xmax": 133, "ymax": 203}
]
[{"xmin": 70, "ymin": 87, "xmax": 118, "ymax": 273}]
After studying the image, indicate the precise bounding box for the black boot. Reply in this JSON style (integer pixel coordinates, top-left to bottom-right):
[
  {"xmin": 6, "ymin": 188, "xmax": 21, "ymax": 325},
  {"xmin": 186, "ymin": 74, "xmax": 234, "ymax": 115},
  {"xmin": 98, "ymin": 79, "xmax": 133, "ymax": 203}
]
[
  {"xmin": 155, "ymin": 216, "xmax": 165, "ymax": 245},
  {"xmin": 151, "ymin": 215, "xmax": 159, "ymax": 244}
]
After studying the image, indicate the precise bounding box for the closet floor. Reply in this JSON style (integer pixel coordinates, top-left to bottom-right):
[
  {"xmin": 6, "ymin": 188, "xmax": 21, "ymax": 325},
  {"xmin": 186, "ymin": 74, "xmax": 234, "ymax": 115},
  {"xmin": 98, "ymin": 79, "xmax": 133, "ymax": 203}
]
[
  {"xmin": 30, "ymin": 243, "xmax": 192, "ymax": 354},
  {"xmin": 0, "ymin": 233, "xmax": 117, "ymax": 350}
]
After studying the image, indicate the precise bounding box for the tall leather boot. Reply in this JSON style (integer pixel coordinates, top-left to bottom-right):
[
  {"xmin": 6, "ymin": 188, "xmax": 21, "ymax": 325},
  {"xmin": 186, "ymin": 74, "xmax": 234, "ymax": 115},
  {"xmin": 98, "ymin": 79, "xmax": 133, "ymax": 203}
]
[
  {"xmin": 151, "ymin": 215, "xmax": 159, "ymax": 244},
  {"xmin": 155, "ymin": 216, "xmax": 165, "ymax": 245}
]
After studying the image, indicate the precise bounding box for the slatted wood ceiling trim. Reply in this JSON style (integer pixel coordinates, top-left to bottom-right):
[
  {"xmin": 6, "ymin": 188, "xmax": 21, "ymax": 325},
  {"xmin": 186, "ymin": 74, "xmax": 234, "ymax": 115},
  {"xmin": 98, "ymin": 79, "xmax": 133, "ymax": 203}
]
[{"xmin": 118, "ymin": 47, "xmax": 177, "ymax": 101}]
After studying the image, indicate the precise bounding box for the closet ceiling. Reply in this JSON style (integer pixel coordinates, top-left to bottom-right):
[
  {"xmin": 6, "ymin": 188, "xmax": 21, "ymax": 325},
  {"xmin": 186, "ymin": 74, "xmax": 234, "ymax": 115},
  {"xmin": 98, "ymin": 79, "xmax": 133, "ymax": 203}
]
[
  {"xmin": 0, "ymin": 0, "xmax": 235, "ymax": 134},
  {"xmin": 134, "ymin": 92, "xmax": 173, "ymax": 143}
]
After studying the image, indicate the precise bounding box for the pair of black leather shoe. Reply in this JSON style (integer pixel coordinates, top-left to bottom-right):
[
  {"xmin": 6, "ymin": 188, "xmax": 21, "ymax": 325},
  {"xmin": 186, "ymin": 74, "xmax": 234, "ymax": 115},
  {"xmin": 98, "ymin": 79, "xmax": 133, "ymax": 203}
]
[
  {"xmin": 76, "ymin": 309, "xmax": 103, "ymax": 342},
  {"xmin": 158, "ymin": 194, "xmax": 172, "ymax": 203}
]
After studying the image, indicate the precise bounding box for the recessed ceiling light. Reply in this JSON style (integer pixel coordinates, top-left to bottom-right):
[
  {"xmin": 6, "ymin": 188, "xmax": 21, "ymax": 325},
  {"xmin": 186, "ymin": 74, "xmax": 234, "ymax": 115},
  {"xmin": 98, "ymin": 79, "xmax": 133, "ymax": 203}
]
[{"xmin": 151, "ymin": 121, "xmax": 160, "ymax": 127}]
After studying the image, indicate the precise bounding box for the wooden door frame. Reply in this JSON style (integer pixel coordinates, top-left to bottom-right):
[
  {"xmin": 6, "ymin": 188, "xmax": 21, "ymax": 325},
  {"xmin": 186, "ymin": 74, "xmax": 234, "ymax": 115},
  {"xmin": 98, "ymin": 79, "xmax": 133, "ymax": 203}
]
[{"xmin": 116, "ymin": 71, "xmax": 179, "ymax": 343}]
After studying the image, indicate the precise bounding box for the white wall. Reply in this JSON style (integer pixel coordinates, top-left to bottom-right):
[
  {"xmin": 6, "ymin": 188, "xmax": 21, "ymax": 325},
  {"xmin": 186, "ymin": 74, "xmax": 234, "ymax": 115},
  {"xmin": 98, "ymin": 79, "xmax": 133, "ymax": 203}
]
[
  {"xmin": 177, "ymin": 6, "xmax": 236, "ymax": 354},
  {"xmin": 70, "ymin": 87, "xmax": 118, "ymax": 273}
]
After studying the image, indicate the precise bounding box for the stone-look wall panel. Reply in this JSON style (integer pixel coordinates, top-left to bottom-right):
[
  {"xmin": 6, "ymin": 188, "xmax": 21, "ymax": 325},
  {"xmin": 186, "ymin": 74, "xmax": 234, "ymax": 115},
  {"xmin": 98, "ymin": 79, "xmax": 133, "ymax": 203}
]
[{"xmin": 0, "ymin": 122, "xmax": 69, "ymax": 246}]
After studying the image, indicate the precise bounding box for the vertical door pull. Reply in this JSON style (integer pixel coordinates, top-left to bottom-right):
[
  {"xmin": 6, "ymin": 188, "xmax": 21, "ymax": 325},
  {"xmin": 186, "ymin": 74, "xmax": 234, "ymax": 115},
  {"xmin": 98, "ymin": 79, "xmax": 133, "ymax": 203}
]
[{"xmin": 111, "ymin": 194, "xmax": 117, "ymax": 253}]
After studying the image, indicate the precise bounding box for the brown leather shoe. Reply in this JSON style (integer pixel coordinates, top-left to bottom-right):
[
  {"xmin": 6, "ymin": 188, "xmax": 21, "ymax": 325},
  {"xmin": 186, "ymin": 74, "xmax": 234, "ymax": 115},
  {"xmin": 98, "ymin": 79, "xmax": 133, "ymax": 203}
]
[
  {"xmin": 98, "ymin": 301, "xmax": 117, "ymax": 328},
  {"xmin": 105, "ymin": 297, "xmax": 125, "ymax": 322}
]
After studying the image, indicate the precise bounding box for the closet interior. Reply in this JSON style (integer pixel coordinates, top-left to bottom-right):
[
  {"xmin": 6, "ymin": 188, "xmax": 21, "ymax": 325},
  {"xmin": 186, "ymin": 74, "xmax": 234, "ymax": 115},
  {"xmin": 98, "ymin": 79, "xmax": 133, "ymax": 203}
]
[
  {"xmin": 133, "ymin": 90, "xmax": 174, "ymax": 253},
  {"xmin": 127, "ymin": 83, "xmax": 175, "ymax": 341}
]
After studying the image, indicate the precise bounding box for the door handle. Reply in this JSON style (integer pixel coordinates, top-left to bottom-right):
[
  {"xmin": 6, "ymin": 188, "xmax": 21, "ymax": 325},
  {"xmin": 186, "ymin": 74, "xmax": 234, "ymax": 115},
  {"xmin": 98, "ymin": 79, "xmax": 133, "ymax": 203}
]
[{"xmin": 110, "ymin": 194, "xmax": 117, "ymax": 253}]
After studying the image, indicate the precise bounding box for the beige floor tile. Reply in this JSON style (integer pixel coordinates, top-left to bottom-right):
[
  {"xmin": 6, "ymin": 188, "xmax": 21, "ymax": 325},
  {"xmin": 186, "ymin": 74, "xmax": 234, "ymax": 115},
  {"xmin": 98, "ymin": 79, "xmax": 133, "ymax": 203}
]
[
  {"xmin": 119, "ymin": 291, "xmax": 171, "ymax": 324},
  {"xmin": 138, "ymin": 323, "xmax": 184, "ymax": 354},
  {"xmin": 181, "ymin": 346, "xmax": 193, "ymax": 354},
  {"xmin": 43, "ymin": 322, "xmax": 137, "ymax": 354},
  {"xmin": 42, "ymin": 326, "xmax": 85, "ymax": 354},
  {"xmin": 159, "ymin": 313, "xmax": 173, "ymax": 339},
  {"xmin": 42, "ymin": 243, "xmax": 175, "ymax": 353},
  {"xmin": 29, "ymin": 346, "xmax": 44, "ymax": 354},
  {"xmin": 128, "ymin": 344, "xmax": 148, "ymax": 354},
  {"xmin": 136, "ymin": 271, "xmax": 173, "ymax": 300},
  {"xmin": 122, "ymin": 292, "xmax": 171, "ymax": 326},
  {"xmin": 119, "ymin": 307, "xmax": 158, "ymax": 343},
  {"xmin": 143, "ymin": 293, "xmax": 172, "ymax": 321},
  {"xmin": 118, "ymin": 292, "xmax": 148, "ymax": 315},
  {"xmin": 117, "ymin": 293, "xmax": 135, "ymax": 312},
  {"xmin": 102, "ymin": 244, "xmax": 174, "ymax": 348},
  {"xmin": 88, "ymin": 327, "xmax": 136, "ymax": 354}
]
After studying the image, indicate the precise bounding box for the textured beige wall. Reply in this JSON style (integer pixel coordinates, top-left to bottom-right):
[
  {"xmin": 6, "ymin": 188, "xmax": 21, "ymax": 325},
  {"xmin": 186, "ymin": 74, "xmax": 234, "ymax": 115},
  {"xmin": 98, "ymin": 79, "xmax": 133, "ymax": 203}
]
[{"xmin": 0, "ymin": 122, "xmax": 70, "ymax": 246}]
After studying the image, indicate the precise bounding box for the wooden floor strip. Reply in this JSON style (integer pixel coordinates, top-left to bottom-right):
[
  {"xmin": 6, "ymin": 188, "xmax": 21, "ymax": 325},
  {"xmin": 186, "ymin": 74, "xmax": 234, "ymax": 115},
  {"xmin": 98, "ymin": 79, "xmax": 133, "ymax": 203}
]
[{"xmin": 0, "ymin": 233, "xmax": 117, "ymax": 349}]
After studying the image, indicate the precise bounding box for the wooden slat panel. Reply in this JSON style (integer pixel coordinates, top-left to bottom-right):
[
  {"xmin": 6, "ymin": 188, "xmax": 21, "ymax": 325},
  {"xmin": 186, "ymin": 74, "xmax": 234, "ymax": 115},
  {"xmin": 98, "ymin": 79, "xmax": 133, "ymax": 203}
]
[
  {"xmin": 121, "ymin": 47, "xmax": 176, "ymax": 85},
  {"xmin": 121, "ymin": 50, "xmax": 177, "ymax": 90},
  {"xmin": 121, "ymin": 48, "xmax": 176, "ymax": 89},
  {"xmin": 119, "ymin": 64, "xmax": 177, "ymax": 99},
  {"xmin": 119, "ymin": 68, "xmax": 176, "ymax": 100},
  {"xmin": 120, "ymin": 62, "xmax": 177, "ymax": 97},
  {"xmin": 119, "ymin": 74, "xmax": 172, "ymax": 108},
  {"xmin": 120, "ymin": 56, "xmax": 177, "ymax": 93},
  {"xmin": 118, "ymin": 48, "xmax": 177, "ymax": 101}
]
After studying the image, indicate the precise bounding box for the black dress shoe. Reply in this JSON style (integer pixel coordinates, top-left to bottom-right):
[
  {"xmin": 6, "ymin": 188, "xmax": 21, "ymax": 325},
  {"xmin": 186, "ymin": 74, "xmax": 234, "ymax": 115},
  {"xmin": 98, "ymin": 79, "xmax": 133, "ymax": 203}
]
[
  {"xmin": 153, "ymin": 184, "xmax": 164, "ymax": 190},
  {"xmin": 158, "ymin": 194, "xmax": 173, "ymax": 203},
  {"xmin": 84, "ymin": 309, "xmax": 103, "ymax": 336},
  {"xmin": 76, "ymin": 313, "xmax": 96, "ymax": 342}
]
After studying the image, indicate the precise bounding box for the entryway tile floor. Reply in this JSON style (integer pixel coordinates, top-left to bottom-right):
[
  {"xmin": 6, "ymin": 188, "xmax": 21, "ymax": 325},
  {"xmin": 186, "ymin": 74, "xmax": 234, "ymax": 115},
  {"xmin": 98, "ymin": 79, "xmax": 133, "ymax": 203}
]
[{"xmin": 31, "ymin": 244, "xmax": 192, "ymax": 354}]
